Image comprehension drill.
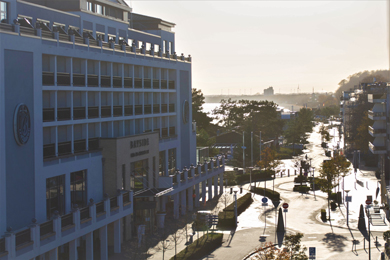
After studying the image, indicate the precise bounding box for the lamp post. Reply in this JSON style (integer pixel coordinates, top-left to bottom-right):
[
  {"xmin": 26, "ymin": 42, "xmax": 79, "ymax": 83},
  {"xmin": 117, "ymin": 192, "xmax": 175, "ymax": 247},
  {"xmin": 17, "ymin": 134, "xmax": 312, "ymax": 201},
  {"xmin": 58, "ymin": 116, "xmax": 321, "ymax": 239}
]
[
  {"xmin": 312, "ymin": 168, "xmax": 316, "ymax": 200},
  {"xmin": 249, "ymin": 167, "xmax": 254, "ymax": 191},
  {"xmin": 345, "ymin": 190, "xmax": 350, "ymax": 226},
  {"xmin": 365, "ymin": 202, "xmax": 371, "ymax": 260},
  {"xmin": 234, "ymin": 190, "xmax": 238, "ymax": 225}
]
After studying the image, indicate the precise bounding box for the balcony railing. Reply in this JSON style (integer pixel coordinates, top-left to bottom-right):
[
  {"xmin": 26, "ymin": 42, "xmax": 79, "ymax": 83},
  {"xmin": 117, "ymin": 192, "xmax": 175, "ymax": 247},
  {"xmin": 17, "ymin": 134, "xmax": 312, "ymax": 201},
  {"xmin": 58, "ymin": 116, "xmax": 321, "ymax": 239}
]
[
  {"xmin": 113, "ymin": 76, "xmax": 122, "ymax": 88},
  {"xmin": 135, "ymin": 105, "xmax": 142, "ymax": 115},
  {"xmin": 74, "ymin": 139, "xmax": 86, "ymax": 153},
  {"xmin": 58, "ymin": 141, "xmax": 71, "ymax": 156},
  {"xmin": 73, "ymin": 73, "xmax": 85, "ymax": 86},
  {"xmin": 43, "ymin": 143, "xmax": 55, "ymax": 159},
  {"xmin": 42, "ymin": 71, "xmax": 54, "ymax": 85},
  {"xmin": 110, "ymin": 197, "xmax": 118, "ymax": 209},
  {"xmin": 87, "ymin": 74, "xmax": 98, "ymax": 87},
  {"xmin": 61, "ymin": 213, "xmax": 73, "ymax": 228},
  {"xmin": 15, "ymin": 228, "xmax": 31, "ymax": 247},
  {"xmin": 40, "ymin": 220, "xmax": 54, "ymax": 237},
  {"xmin": 161, "ymin": 128, "xmax": 168, "ymax": 138},
  {"xmin": 57, "ymin": 107, "xmax": 71, "ymax": 121},
  {"xmin": 80, "ymin": 207, "xmax": 90, "ymax": 220},
  {"xmin": 124, "ymin": 77, "xmax": 132, "ymax": 88},
  {"xmin": 88, "ymin": 106, "xmax": 99, "ymax": 118},
  {"xmin": 161, "ymin": 80, "xmax": 168, "ymax": 89},
  {"xmin": 101, "ymin": 75, "xmax": 111, "ymax": 88},
  {"xmin": 161, "ymin": 104, "xmax": 168, "ymax": 113},
  {"xmin": 0, "ymin": 238, "xmax": 5, "ymax": 253},
  {"xmin": 113, "ymin": 105, "xmax": 123, "ymax": 117},
  {"xmin": 144, "ymin": 79, "xmax": 152, "ymax": 89},
  {"xmin": 144, "ymin": 104, "xmax": 152, "ymax": 114},
  {"xmin": 153, "ymin": 104, "xmax": 160, "ymax": 113},
  {"xmin": 125, "ymin": 105, "xmax": 133, "ymax": 116},
  {"xmin": 368, "ymin": 126, "xmax": 386, "ymax": 135},
  {"xmin": 169, "ymin": 104, "xmax": 175, "ymax": 113},
  {"xmin": 96, "ymin": 201, "xmax": 105, "ymax": 215},
  {"xmin": 123, "ymin": 192, "xmax": 130, "ymax": 204},
  {"xmin": 73, "ymin": 107, "xmax": 86, "ymax": 120},
  {"xmin": 43, "ymin": 108, "xmax": 55, "ymax": 122},
  {"xmin": 169, "ymin": 80, "xmax": 175, "ymax": 89},
  {"xmin": 369, "ymin": 142, "xmax": 386, "ymax": 152},
  {"xmin": 169, "ymin": 126, "xmax": 176, "ymax": 136},
  {"xmin": 153, "ymin": 79, "xmax": 159, "ymax": 89},
  {"xmin": 88, "ymin": 138, "xmax": 99, "ymax": 150},
  {"xmin": 368, "ymin": 110, "xmax": 386, "ymax": 119},
  {"xmin": 57, "ymin": 72, "xmax": 71, "ymax": 86},
  {"xmin": 101, "ymin": 106, "xmax": 111, "ymax": 117},
  {"xmin": 134, "ymin": 78, "xmax": 142, "ymax": 88}
]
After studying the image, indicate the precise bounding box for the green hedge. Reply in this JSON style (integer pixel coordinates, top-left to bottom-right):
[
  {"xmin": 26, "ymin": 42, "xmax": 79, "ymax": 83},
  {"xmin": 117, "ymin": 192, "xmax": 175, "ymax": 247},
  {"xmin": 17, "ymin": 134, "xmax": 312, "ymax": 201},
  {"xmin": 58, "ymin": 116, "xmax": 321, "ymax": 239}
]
[
  {"xmin": 252, "ymin": 187, "xmax": 280, "ymax": 201},
  {"xmin": 294, "ymin": 175, "xmax": 307, "ymax": 183},
  {"xmin": 171, "ymin": 233, "xmax": 223, "ymax": 260},
  {"xmin": 218, "ymin": 193, "xmax": 253, "ymax": 229},
  {"xmin": 293, "ymin": 185, "xmax": 310, "ymax": 193}
]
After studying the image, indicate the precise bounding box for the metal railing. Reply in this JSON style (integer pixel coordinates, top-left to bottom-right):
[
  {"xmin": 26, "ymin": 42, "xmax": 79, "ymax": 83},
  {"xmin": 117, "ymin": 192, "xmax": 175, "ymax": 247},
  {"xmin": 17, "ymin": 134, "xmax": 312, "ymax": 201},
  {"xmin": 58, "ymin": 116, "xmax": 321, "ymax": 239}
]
[
  {"xmin": 88, "ymin": 138, "xmax": 99, "ymax": 150},
  {"xmin": 100, "ymin": 75, "xmax": 111, "ymax": 88},
  {"xmin": 134, "ymin": 78, "xmax": 142, "ymax": 88},
  {"xmin": 57, "ymin": 107, "xmax": 71, "ymax": 121},
  {"xmin": 144, "ymin": 104, "xmax": 152, "ymax": 114},
  {"xmin": 113, "ymin": 76, "xmax": 122, "ymax": 88},
  {"xmin": 15, "ymin": 229, "xmax": 31, "ymax": 247},
  {"xmin": 73, "ymin": 73, "xmax": 85, "ymax": 86},
  {"xmin": 110, "ymin": 197, "xmax": 118, "ymax": 209},
  {"xmin": 58, "ymin": 141, "xmax": 71, "ymax": 156},
  {"xmin": 88, "ymin": 106, "xmax": 99, "ymax": 118},
  {"xmin": 144, "ymin": 79, "xmax": 151, "ymax": 88},
  {"xmin": 96, "ymin": 201, "xmax": 105, "ymax": 214},
  {"xmin": 87, "ymin": 74, "xmax": 98, "ymax": 87},
  {"xmin": 153, "ymin": 104, "xmax": 160, "ymax": 113},
  {"xmin": 113, "ymin": 105, "xmax": 123, "ymax": 117},
  {"xmin": 124, "ymin": 105, "xmax": 133, "ymax": 116},
  {"xmin": 74, "ymin": 139, "xmax": 86, "ymax": 153},
  {"xmin": 43, "ymin": 143, "xmax": 55, "ymax": 159},
  {"xmin": 42, "ymin": 71, "xmax": 54, "ymax": 85},
  {"xmin": 40, "ymin": 220, "xmax": 53, "ymax": 237},
  {"xmin": 123, "ymin": 192, "xmax": 130, "ymax": 204},
  {"xmin": 124, "ymin": 77, "xmax": 132, "ymax": 88},
  {"xmin": 135, "ymin": 105, "xmax": 142, "ymax": 115},
  {"xmin": 80, "ymin": 207, "xmax": 90, "ymax": 220},
  {"xmin": 57, "ymin": 72, "xmax": 70, "ymax": 86},
  {"xmin": 73, "ymin": 107, "xmax": 86, "ymax": 119},
  {"xmin": 169, "ymin": 104, "xmax": 175, "ymax": 112},
  {"xmin": 43, "ymin": 108, "xmax": 55, "ymax": 122},
  {"xmin": 101, "ymin": 106, "xmax": 111, "ymax": 117},
  {"xmin": 61, "ymin": 213, "xmax": 73, "ymax": 228}
]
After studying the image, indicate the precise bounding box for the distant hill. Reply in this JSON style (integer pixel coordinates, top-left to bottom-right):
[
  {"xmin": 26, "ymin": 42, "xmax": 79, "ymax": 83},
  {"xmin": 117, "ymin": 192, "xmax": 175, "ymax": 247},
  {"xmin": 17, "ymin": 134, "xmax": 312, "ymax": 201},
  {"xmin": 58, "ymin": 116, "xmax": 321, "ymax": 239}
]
[{"xmin": 335, "ymin": 70, "xmax": 390, "ymax": 98}]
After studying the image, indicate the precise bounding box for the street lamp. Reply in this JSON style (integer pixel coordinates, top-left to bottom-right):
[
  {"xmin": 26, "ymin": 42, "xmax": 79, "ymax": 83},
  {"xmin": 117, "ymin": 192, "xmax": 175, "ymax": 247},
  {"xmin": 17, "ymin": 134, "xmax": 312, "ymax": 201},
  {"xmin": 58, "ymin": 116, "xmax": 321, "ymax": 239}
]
[
  {"xmin": 249, "ymin": 167, "xmax": 254, "ymax": 191},
  {"xmin": 311, "ymin": 168, "xmax": 316, "ymax": 200},
  {"xmin": 365, "ymin": 202, "xmax": 372, "ymax": 260},
  {"xmin": 345, "ymin": 190, "xmax": 351, "ymax": 226},
  {"xmin": 233, "ymin": 190, "xmax": 238, "ymax": 225}
]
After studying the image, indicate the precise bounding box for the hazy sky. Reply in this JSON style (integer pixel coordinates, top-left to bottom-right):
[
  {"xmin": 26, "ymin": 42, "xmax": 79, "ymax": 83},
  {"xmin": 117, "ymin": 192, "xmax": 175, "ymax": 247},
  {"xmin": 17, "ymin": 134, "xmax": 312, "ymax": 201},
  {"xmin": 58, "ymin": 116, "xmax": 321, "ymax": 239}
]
[{"xmin": 127, "ymin": 1, "xmax": 388, "ymax": 95}]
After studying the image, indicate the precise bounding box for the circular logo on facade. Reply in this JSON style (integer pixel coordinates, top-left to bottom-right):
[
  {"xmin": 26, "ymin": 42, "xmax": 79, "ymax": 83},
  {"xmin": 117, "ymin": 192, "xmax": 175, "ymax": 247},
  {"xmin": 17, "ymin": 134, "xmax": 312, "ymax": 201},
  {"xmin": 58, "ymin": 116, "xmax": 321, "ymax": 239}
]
[
  {"xmin": 13, "ymin": 103, "xmax": 31, "ymax": 146},
  {"xmin": 182, "ymin": 100, "xmax": 189, "ymax": 124}
]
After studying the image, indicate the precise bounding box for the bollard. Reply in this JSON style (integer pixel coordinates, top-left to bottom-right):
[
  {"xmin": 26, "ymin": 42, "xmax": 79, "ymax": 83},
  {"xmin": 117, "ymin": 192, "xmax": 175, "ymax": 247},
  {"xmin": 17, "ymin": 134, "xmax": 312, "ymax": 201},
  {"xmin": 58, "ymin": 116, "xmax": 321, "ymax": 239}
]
[
  {"xmin": 240, "ymin": 187, "xmax": 243, "ymax": 193},
  {"xmin": 230, "ymin": 187, "xmax": 233, "ymax": 194},
  {"xmin": 288, "ymin": 169, "xmax": 290, "ymax": 177}
]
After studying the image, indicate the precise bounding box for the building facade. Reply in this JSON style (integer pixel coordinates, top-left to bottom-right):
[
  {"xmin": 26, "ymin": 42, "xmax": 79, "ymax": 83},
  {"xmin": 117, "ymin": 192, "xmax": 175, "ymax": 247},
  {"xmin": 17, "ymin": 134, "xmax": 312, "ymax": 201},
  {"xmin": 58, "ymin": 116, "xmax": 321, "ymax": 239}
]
[{"xmin": 0, "ymin": 0, "xmax": 225, "ymax": 259}]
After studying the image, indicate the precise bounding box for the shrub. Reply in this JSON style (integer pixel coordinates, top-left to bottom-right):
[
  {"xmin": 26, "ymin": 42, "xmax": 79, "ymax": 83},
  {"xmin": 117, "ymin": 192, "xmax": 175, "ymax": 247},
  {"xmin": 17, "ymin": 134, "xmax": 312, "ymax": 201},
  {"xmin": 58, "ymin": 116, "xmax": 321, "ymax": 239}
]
[
  {"xmin": 218, "ymin": 193, "xmax": 253, "ymax": 230},
  {"xmin": 171, "ymin": 233, "xmax": 223, "ymax": 260},
  {"xmin": 330, "ymin": 201, "xmax": 337, "ymax": 210},
  {"xmin": 293, "ymin": 185, "xmax": 310, "ymax": 193},
  {"xmin": 294, "ymin": 175, "xmax": 307, "ymax": 183},
  {"xmin": 252, "ymin": 187, "xmax": 280, "ymax": 201}
]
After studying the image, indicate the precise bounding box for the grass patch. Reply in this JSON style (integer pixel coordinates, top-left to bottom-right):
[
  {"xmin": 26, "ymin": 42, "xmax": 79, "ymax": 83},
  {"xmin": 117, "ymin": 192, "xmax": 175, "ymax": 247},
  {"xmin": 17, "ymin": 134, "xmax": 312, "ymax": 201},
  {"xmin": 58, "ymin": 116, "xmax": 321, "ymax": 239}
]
[{"xmin": 170, "ymin": 233, "xmax": 223, "ymax": 260}]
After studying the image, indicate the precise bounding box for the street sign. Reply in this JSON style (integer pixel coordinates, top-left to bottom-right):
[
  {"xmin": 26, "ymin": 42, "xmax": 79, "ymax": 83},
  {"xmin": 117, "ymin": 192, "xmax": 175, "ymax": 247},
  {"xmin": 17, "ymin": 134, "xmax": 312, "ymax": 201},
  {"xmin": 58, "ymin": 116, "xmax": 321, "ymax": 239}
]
[
  {"xmin": 366, "ymin": 199, "xmax": 372, "ymax": 205},
  {"xmin": 283, "ymin": 208, "xmax": 288, "ymax": 213},
  {"xmin": 346, "ymin": 196, "xmax": 352, "ymax": 202},
  {"xmin": 262, "ymin": 203, "xmax": 268, "ymax": 207},
  {"xmin": 262, "ymin": 197, "xmax": 268, "ymax": 203},
  {"xmin": 309, "ymin": 247, "xmax": 316, "ymax": 259},
  {"xmin": 282, "ymin": 203, "xmax": 289, "ymax": 209}
]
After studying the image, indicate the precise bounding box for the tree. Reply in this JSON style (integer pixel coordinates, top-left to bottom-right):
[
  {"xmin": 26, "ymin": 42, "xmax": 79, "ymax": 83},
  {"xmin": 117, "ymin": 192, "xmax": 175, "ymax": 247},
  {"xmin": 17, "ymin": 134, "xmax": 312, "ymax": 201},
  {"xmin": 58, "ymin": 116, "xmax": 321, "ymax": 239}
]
[
  {"xmin": 192, "ymin": 88, "xmax": 212, "ymax": 132},
  {"xmin": 252, "ymin": 242, "xmax": 290, "ymax": 260},
  {"xmin": 154, "ymin": 233, "xmax": 174, "ymax": 260},
  {"xmin": 283, "ymin": 233, "xmax": 308, "ymax": 260},
  {"xmin": 258, "ymin": 147, "xmax": 281, "ymax": 175},
  {"xmin": 354, "ymin": 111, "xmax": 373, "ymax": 153},
  {"xmin": 319, "ymin": 124, "xmax": 330, "ymax": 142},
  {"xmin": 284, "ymin": 118, "xmax": 307, "ymax": 155}
]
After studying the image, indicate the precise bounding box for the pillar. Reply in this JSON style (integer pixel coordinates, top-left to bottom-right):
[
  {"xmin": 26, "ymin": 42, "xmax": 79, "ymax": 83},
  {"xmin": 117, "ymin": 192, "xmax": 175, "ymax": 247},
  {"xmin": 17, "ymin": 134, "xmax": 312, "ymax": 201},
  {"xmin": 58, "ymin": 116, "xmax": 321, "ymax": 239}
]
[
  {"xmin": 173, "ymin": 193, "xmax": 179, "ymax": 219},
  {"xmin": 202, "ymin": 180, "xmax": 206, "ymax": 205},
  {"xmin": 48, "ymin": 248, "xmax": 58, "ymax": 260},
  {"xmin": 114, "ymin": 219, "xmax": 121, "ymax": 253},
  {"xmin": 214, "ymin": 177, "xmax": 218, "ymax": 197},
  {"xmin": 219, "ymin": 173, "xmax": 224, "ymax": 195},
  {"xmin": 195, "ymin": 183, "xmax": 200, "ymax": 208},
  {"xmin": 69, "ymin": 239, "xmax": 78, "ymax": 260},
  {"xmin": 100, "ymin": 225, "xmax": 108, "ymax": 260},
  {"xmin": 85, "ymin": 232, "xmax": 93, "ymax": 260},
  {"xmin": 180, "ymin": 190, "xmax": 187, "ymax": 215},
  {"xmin": 208, "ymin": 178, "xmax": 213, "ymax": 201},
  {"xmin": 161, "ymin": 196, "xmax": 167, "ymax": 212},
  {"xmin": 188, "ymin": 187, "xmax": 194, "ymax": 211}
]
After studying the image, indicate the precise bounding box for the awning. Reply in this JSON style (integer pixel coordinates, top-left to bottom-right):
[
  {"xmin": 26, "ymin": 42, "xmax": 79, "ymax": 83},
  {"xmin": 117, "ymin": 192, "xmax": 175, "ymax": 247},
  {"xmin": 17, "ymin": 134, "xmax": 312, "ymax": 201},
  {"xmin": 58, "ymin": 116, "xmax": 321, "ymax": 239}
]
[{"xmin": 134, "ymin": 187, "xmax": 173, "ymax": 198}]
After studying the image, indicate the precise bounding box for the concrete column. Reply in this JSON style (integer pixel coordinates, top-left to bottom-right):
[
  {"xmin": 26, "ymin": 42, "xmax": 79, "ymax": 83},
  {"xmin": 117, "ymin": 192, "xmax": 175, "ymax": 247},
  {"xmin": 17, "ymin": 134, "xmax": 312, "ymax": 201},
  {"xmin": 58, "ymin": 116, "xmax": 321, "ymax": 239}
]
[
  {"xmin": 114, "ymin": 219, "xmax": 121, "ymax": 253},
  {"xmin": 4, "ymin": 232, "xmax": 15, "ymax": 259},
  {"xmin": 69, "ymin": 239, "xmax": 78, "ymax": 260},
  {"xmin": 219, "ymin": 173, "xmax": 224, "ymax": 195},
  {"xmin": 173, "ymin": 193, "xmax": 179, "ymax": 219},
  {"xmin": 208, "ymin": 178, "xmax": 213, "ymax": 201},
  {"xmin": 48, "ymin": 248, "xmax": 58, "ymax": 260},
  {"xmin": 161, "ymin": 196, "xmax": 167, "ymax": 212},
  {"xmin": 195, "ymin": 183, "xmax": 200, "ymax": 208},
  {"xmin": 100, "ymin": 225, "xmax": 108, "ymax": 260},
  {"xmin": 188, "ymin": 187, "xmax": 194, "ymax": 211},
  {"xmin": 202, "ymin": 181, "xmax": 206, "ymax": 205},
  {"xmin": 85, "ymin": 232, "xmax": 93, "ymax": 260},
  {"xmin": 180, "ymin": 190, "xmax": 187, "ymax": 215},
  {"xmin": 214, "ymin": 177, "xmax": 218, "ymax": 197}
]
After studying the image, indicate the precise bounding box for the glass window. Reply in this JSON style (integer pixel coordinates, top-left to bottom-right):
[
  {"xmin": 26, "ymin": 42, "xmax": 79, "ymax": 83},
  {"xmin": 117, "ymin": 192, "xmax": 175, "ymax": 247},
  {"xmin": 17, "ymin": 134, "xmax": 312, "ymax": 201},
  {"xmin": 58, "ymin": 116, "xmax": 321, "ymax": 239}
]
[
  {"xmin": 122, "ymin": 164, "xmax": 126, "ymax": 190},
  {"xmin": 96, "ymin": 4, "xmax": 103, "ymax": 15},
  {"xmin": 159, "ymin": 151, "xmax": 165, "ymax": 176},
  {"xmin": 130, "ymin": 159, "xmax": 148, "ymax": 191},
  {"xmin": 87, "ymin": 1, "xmax": 93, "ymax": 12},
  {"xmin": 0, "ymin": 1, "xmax": 7, "ymax": 23},
  {"xmin": 168, "ymin": 148, "xmax": 176, "ymax": 175},
  {"xmin": 70, "ymin": 170, "xmax": 87, "ymax": 208},
  {"xmin": 46, "ymin": 175, "xmax": 65, "ymax": 219}
]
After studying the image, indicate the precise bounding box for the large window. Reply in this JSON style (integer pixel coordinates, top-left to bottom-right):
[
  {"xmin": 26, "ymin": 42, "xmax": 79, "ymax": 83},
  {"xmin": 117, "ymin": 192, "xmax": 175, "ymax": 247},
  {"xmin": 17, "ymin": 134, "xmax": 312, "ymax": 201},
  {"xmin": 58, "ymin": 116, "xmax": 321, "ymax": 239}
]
[
  {"xmin": 159, "ymin": 151, "xmax": 165, "ymax": 176},
  {"xmin": 71, "ymin": 170, "xmax": 87, "ymax": 208},
  {"xmin": 168, "ymin": 148, "xmax": 176, "ymax": 175},
  {"xmin": 46, "ymin": 175, "xmax": 65, "ymax": 219},
  {"xmin": 130, "ymin": 159, "xmax": 148, "ymax": 191},
  {"xmin": 0, "ymin": 1, "xmax": 7, "ymax": 23}
]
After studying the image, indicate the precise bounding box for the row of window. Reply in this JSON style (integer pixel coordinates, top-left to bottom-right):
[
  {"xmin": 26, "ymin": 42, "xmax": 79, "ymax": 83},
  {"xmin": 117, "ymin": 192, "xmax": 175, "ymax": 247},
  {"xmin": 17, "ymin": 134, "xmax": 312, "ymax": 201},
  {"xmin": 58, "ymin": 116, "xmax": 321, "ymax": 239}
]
[
  {"xmin": 46, "ymin": 170, "xmax": 87, "ymax": 219},
  {"xmin": 86, "ymin": 1, "xmax": 124, "ymax": 20}
]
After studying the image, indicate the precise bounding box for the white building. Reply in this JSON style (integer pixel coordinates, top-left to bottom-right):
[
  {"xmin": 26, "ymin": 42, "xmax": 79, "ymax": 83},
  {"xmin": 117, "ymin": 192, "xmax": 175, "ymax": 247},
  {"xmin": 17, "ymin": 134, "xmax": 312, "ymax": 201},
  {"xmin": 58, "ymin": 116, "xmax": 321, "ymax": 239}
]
[{"xmin": 0, "ymin": 0, "xmax": 225, "ymax": 259}]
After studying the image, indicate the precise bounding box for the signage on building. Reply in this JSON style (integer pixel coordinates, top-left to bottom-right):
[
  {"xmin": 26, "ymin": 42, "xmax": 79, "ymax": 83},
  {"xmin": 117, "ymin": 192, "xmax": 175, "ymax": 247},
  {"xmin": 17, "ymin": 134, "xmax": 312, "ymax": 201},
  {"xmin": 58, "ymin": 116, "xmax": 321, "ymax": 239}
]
[
  {"xmin": 130, "ymin": 138, "xmax": 149, "ymax": 149},
  {"xmin": 13, "ymin": 103, "xmax": 31, "ymax": 146},
  {"xmin": 130, "ymin": 150, "xmax": 149, "ymax": 158}
]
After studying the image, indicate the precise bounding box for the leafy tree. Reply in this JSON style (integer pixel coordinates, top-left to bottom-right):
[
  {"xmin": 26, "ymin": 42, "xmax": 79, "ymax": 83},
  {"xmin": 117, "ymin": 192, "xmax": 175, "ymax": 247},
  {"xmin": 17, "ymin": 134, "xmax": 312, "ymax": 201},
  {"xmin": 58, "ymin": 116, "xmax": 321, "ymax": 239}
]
[
  {"xmin": 283, "ymin": 233, "xmax": 308, "ymax": 260},
  {"xmin": 258, "ymin": 147, "xmax": 281, "ymax": 176},
  {"xmin": 192, "ymin": 88, "xmax": 212, "ymax": 131},
  {"xmin": 252, "ymin": 242, "xmax": 290, "ymax": 260},
  {"xmin": 319, "ymin": 124, "xmax": 330, "ymax": 142},
  {"xmin": 354, "ymin": 111, "xmax": 373, "ymax": 153}
]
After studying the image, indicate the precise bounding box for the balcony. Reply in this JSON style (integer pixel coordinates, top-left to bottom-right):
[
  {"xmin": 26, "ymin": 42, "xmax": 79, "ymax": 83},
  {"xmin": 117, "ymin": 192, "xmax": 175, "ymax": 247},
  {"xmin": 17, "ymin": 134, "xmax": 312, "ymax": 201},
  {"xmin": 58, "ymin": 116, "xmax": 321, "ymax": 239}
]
[
  {"xmin": 153, "ymin": 80, "xmax": 159, "ymax": 89},
  {"xmin": 100, "ymin": 75, "xmax": 111, "ymax": 88},
  {"xmin": 161, "ymin": 104, "xmax": 168, "ymax": 113},
  {"xmin": 144, "ymin": 104, "xmax": 152, "ymax": 114},
  {"xmin": 368, "ymin": 110, "xmax": 386, "ymax": 120},
  {"xmin": 57, "ymin": 72, "xmax": 71, "ymax": 86},
  {"xmin": 113, "ymin": 76, "xmax": 122, "ymax": 88},
  {"xmin": 368, "ymin": 94, "xmax": 386, "ymax": 103},
  {"xmin": 87, "ymin": 74, "xmax": 99, "ymax": 87},
  {"xmin": 134, "ymin": 78, "xmax": 142, "ymax": 88},
  {"xmin": 73, "ymin": 73, "xmax": 85, "ymax": 86},
  {"xmin": 161, "ymin": 80, "xmax": 167, "ymax": 89},
  {"xmin": 43, "ymin": 108, "xmax": 55, "ymax": 122},
  {"xmin": 73, "ymin": 107, "xmax": 86, "ymax": 120},
  {"xmin": 135, "ymin": 105, "xmax": 142, "ymax": 115},
  {"xmin": 101, "ymin": 106, "xmax": 111, "ymax": 117},
  {"xmin": 74, "ymin": 139, "xmax": 86, "ymax": 153},
  {"xmin": 161, "ymin": 128, "xmax": 168, "ymax": 138},
  {"xmin": 124, "ymin": 105, "xmax": 133, "ymax": 116},
  {"xmin": 169, "ymin": 80, "xmax": 175, "ymax": 89},
  {"xmin": 169, "ymin": 104, "xmax": 175, "ymax": 113},
  {"xmin": 43, "ymin": 143, "xmax": 55, "ymax": 159},
  {"xmin": 58, "ymin": 141, "xmax": 71, "ymax": 156},
  {"xmin": 89, "ymin": 138, "xmax": 99, "ymax": 150},
  {"xmin": 153, "ymin": 104, "xmax": 160, "ymax": 114},
  {"xmin": 57, "ymin": 107, "xmax": 71, "ymax": 121},
  {"xmin": 113, "ymin": 106, "xmax": 123, "ymax": 117},
  {"xmin": 124, "ymin": 77, "xmax": 132, "ymax": 88},
  {"xmin": 368, "ymin": 126, "xmax": 386, "ymax": 137},
  {"xmin": 144, "ymin": 79, "xmax": 152, "ymax": 89},
  {"xmin": 42, "ymin": 72, "xmax": 54, "ymax": 85},
  {"xmin": 369, "ymin": 142, "xmax": 387, "ymax": 154},
  {"xmin": 88, "ymin": 106, "xmax": 99, "ymax": 118},
  {"xmin": 169, "ymin": 126, "xmax": 176, "ymax": 136}
]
